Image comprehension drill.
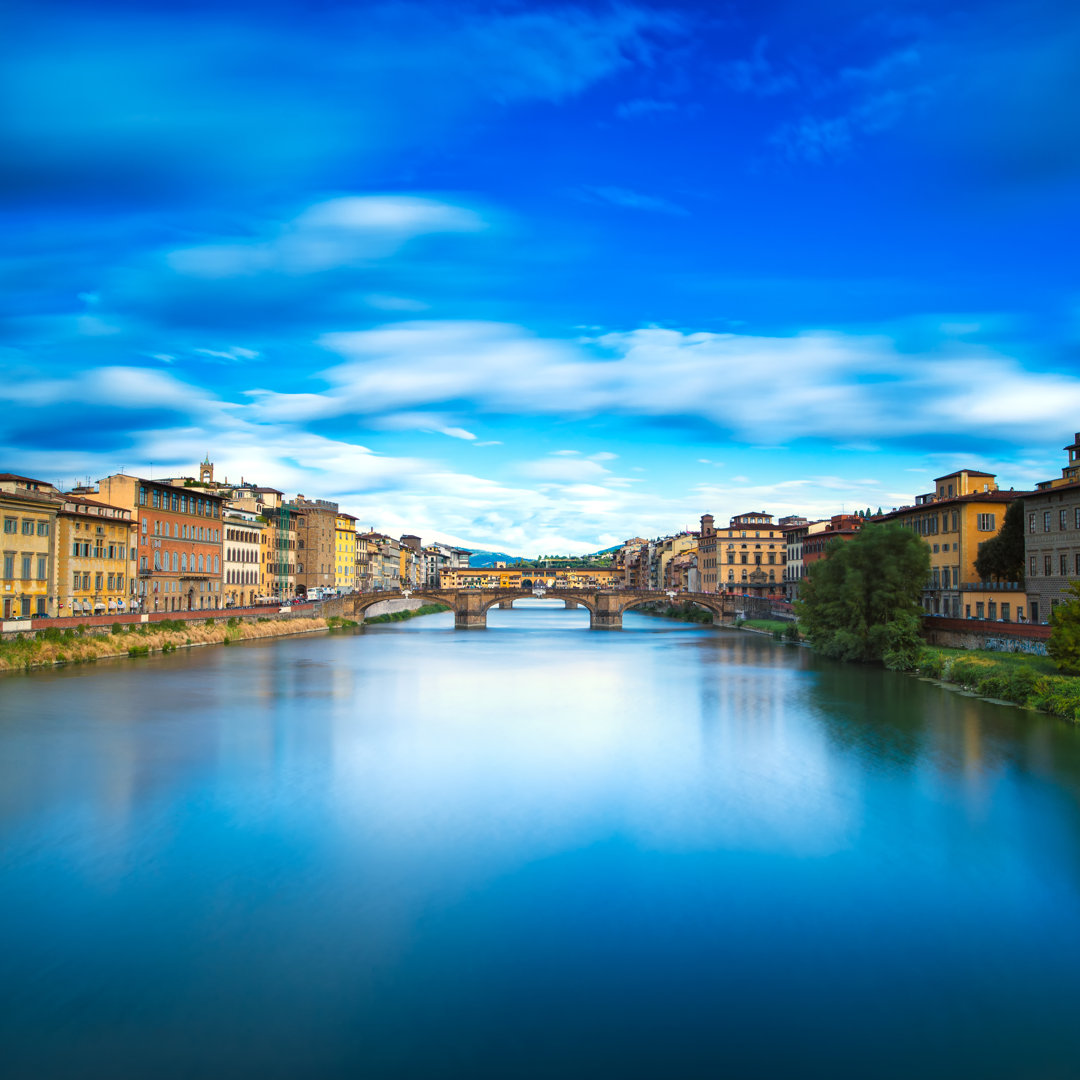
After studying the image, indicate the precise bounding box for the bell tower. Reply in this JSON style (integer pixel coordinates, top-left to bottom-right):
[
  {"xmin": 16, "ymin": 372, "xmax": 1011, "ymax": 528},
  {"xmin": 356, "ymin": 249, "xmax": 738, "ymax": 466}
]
[{"xmin": 200, "ymin": 454, "xmax": 214, "ymax": 485}]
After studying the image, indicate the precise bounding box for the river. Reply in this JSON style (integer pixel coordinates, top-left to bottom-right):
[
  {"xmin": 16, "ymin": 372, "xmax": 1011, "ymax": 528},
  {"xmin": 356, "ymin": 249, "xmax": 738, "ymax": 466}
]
[{"xmin": 2, "ymin": 601, "xmax": 1080, "ymax": 1078}]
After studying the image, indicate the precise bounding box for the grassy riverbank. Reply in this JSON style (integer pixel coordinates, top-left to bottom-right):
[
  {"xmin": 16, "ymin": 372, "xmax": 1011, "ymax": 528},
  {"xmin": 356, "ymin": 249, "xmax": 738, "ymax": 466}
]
[
  {"xmin": 0, "ymin": 616, "xmax": 328, "ymax": 673},
  {"xmin": 914, "ymin": 646, "xmax": 1080, "ymax": 722},
  {"xmin": 364, "ymin": 602, "xmax": 449, "ymax": 624}
]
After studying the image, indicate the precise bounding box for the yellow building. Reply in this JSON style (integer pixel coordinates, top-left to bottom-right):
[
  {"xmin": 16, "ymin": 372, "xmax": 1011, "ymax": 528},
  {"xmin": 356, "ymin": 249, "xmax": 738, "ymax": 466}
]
[
  {"xmin": 0, "ymin": 474, "xmax": 60, "ymax": 619},
  {"xmin": 55, "ymin": 495, "xmax": 137, "ymax": 617},
  {"xmin": 335, "ymin": 513, "xmax": 357, "ymax": 592},
  {"xmin": 703, "ymin": 512, "xmax": 787, "ymax": 596},
  {"xmin": 877, "ymin": 469, "xmax": 1026, "ymax": 618},
  {"xmin": 439, "ymin": 567, "xmax": 617, "ymax": 590}
]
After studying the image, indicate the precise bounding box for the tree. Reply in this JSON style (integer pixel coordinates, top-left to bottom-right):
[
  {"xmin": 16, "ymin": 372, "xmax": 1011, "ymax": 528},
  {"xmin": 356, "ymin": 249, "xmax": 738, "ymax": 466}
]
[
  {"xmin": 1048, "ymin": 581, "xmax": 1080, "ymax": 674},
  {"xmin": 974, "ymin": 498, "xmax": 1025, "ymax": 583},
  {"xmin": 794, "ymin": 524, "xmax": 930, "ymax": 669}
]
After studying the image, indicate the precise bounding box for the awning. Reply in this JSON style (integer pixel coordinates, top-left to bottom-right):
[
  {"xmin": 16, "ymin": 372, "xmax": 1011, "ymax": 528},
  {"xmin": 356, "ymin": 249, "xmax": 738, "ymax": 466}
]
[{"xmin": 94, "ymin": 602, "xmax": 107, "ymax": 612}]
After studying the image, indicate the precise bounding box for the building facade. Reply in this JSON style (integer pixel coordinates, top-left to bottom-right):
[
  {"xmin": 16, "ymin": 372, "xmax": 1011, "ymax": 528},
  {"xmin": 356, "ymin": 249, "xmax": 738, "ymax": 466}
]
[
  {"xmin": 1023, "ymin": 433, "xmax": 1080, "ymax": 623},
  {"xmin": 714, "ymin": 512, "xmax": 786, "ymax": 597},
  {"xmin": 0, "ymin": 474, "xmax": 60, "ymax": 618},
  {"xmin": 55, "ymin": 495, "xmax": 136, "ymax": 617},
  {"xmin": 98, "ymin": 475, "xmax": 226, "ymax": 613},
  {"xmin": 223, "ymin": 508, "xmax": 263, "ymax": 608},
  {"xmin": 290, "ymin": 495, "xmax": 337, "ymax": 596},
  {"xmin": 876, "ymin": 469, "xmax": 1024, "ymax": 618},
  {"xmin": 335, "ymin": 513, "xmax": 357, "ymax": 592}
]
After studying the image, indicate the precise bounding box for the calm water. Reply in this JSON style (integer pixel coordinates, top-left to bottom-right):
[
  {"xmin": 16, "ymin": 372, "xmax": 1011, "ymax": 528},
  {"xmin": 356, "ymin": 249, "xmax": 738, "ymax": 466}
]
[{"xmin": 3, "ymin": 602, "xmax": 1080, "ymax": 1078}]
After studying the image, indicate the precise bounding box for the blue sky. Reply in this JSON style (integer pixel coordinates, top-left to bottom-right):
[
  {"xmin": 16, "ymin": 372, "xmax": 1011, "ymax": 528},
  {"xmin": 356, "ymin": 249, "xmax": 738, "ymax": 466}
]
[{"xmin": 4, "ymin": 0, "xmax": 1080, "ymax": 553}]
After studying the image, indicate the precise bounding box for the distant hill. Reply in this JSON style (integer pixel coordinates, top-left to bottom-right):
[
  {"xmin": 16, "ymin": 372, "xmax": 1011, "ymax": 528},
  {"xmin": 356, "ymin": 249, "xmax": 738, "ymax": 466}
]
[{"xmin": 468, "ymin": 550, "xmax": 525, "ymax": 568}]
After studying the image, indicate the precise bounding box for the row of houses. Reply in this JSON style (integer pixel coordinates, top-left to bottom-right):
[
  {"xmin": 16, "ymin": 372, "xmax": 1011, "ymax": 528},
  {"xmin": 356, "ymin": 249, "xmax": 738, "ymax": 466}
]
[
  {"xmin": 0, "ymin": 456, "xmax": 471, "ymax": 619},
  {"xmin": 607, "ymin": 434, "xmax": 1080, "ymax": 625}
]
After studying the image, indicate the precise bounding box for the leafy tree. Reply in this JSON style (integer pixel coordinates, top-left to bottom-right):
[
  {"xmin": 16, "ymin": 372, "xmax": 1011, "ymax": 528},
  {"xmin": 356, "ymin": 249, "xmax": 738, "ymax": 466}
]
[
  {"xmin": 1048, "ymin": 581, "xmax": 1080, "ymax": 674},
  {"xmin": 795, "ymin": 524, "xmax": 930, "ymax": 669},
  {"xmin": 973, "ymin": 498, "xmax": 1025, "ymax": 583}
]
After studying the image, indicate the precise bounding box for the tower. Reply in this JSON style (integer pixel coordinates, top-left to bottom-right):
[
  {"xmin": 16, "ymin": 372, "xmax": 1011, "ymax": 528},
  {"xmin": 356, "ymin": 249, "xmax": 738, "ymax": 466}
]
[{"xmin": 200, "ymin": 455, "xmax": 214, "ymax": 485}]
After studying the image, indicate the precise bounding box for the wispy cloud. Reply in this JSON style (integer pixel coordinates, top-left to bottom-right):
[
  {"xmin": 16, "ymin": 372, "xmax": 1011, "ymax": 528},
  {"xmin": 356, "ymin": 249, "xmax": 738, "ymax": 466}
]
[{"xmin": 577, "ymin": 185, "xmax": 689, "ymax": 216}]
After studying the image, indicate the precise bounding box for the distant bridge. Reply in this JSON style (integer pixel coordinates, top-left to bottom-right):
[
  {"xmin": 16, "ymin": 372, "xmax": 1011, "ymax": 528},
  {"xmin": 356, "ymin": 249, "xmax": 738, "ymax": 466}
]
[{"xmin": 344, "ymin": 588, "xmax": 774, "ymax": 630}]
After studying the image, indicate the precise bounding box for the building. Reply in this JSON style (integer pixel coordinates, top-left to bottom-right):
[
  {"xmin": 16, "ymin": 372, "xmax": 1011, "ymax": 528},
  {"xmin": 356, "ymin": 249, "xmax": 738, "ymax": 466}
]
[
  {"xmin": 288, "ymin": 495, "xmax": 338, "ymax": 597},
  {"xmin": 780, "ymin": 516, "xmax": 810, "ymax": 601},
  {"xmin": 359, "ymin": 532, "xmax": 401, "ymax": 591},
  {"xmin": 698, "ymin": 515, "xmax": 718, "ymax": 592},
  {"xmin": 262, "ymin": 505, "xmax": 302, "ymax": 600},
  {"xmin": 711, "ymin": 512, "xmax": 786, "ymax": 597},
  {"xmin": 335, "ymin": 513, "xmax": 357, "ymax": 592},
  {"xmin": 0, "ymin": 474, "xmax": 60, "ymax": 618},
  {"xmin": 802, "ymin": 514, "xmax": 864, "ymax": 569},
  {"xmin": 399, "ymin": 534, "xmax": 422, "ymax": 588},
  {"xmin": 1023, "ymin": 433, "xmax": 1080, "ymax": 623},
  {"xmin": 657, "ymin": 533, "xmax": 698, "ymax": 590},
  {"xmin": 55, "ymin": 494, "xmax": 137, "ymax": 618},
  {"xmin": 223, "ymin": 507, "xmax": 263, "ymax": 608},
  {"xmin": 97, "ymin": 473, "xmax": 225, "ymax": 612},
  {"xmin": 875, "ymin": 469, "xmax": 1025, "ymax": 618}
]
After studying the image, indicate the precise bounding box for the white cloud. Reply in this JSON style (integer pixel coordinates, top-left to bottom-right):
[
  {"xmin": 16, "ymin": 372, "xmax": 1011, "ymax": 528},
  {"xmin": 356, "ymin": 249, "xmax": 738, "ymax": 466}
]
[
  {"xmin": 438, "ymin": 427, "xmax": 476, "ymax": 441},
  {"xmin": 168, "ymin": 195, "xmax": 486, "ymax": 279},
  {"xmin": 578, "ymin": 185, "xmax": 689, "ymax": 216},
  {"xmin": 292, "ymin": 319, "xmax": 1080, "ymax": 446}
]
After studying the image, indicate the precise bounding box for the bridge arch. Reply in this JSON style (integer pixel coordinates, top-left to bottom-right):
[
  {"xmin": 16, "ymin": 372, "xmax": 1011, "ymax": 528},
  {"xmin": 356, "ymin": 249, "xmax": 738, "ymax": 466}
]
[
  {"xmin": 347, "ymin": 591, "xmax": 453, "ymax": 617},
  {"xmin": 618, "ymin": 592, "xmax": 730, "ymax": 623},
  {"xmin": 476, "ymin": 590, "xmax": 598, "ymax": 618}
]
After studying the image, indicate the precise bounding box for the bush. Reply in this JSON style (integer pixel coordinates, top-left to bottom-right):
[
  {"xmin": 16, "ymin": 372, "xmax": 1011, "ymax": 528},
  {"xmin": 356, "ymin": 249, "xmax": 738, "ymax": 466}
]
[
  {"xmin": 127, "ymin": 644, "xmax": 150, "ymax": 657},
  {"xmin": 784, "ymin": 622, "xmax": 800, "ymax": 642},
  {"xmin": 111, "ymin": 622, "xmax": 123, "ymax": 635},
  {"xmin": 205, "ymin": 618, "xmax": 215, "ymax": 627}
]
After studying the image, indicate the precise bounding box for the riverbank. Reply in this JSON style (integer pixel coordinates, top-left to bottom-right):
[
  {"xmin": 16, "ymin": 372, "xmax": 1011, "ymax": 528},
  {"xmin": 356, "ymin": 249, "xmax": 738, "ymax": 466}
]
[
  {"xmin": 914, "ymin": 646, "xmax": 1080, "ymax": 723},
  {"xmin": 0, "ymin": 616, "xmax": 330, "ymax": 673},
  {"xmin": 364, "ymin": 602, "xmax": 450, "ymax": 624}
]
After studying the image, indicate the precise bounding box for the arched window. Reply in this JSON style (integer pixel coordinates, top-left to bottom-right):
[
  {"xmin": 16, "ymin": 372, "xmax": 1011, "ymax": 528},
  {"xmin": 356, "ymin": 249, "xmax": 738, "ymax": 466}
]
[
  {"xmin": 153, "ymin": 550, "xmax": 160, "ymax": 570},
  {"xmin": 214, "ymin": 555, "xmax": 219, "ymax": 573},
  {"xmin": 181, "ymin": 553, "xmax": 187, "ymax": 572},
  {"xmin": 172, "ymin": 552, "xmax": 178, "ymax": 572}
]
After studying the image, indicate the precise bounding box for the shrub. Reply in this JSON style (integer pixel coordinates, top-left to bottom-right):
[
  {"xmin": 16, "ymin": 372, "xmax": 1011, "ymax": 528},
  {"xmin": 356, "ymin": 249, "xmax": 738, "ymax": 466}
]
[
  {"xmin": 127, "ymin": 644, "xmax": 150, "ymax": 657},
  {"xmin": 784, "ymin": 622, "xmax": 800, "ymax": 642},
  {"xmin": 112, "ymin": 622, "xmax": 123, "ymax": 635}
]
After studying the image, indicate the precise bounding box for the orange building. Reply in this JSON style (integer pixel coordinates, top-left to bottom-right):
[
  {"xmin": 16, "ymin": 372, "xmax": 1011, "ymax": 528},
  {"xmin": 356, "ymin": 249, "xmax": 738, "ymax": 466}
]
[{"xmin": 98, "ymin": 474, "xmax": 225, "ymax": 612}]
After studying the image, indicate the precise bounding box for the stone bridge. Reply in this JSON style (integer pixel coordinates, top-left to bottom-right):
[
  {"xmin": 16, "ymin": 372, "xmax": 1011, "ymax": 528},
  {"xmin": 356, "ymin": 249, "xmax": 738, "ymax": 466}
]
[{"xmin": 344, "ymin": 589, "xmax": 770, "ymax": 630}]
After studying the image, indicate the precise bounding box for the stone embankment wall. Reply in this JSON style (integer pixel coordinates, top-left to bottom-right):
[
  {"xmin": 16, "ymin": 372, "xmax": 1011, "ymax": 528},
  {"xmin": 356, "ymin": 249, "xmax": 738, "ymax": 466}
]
[
  {"xmin": 359, "ymin": 597, "xmax": 426, "ymax": 619},
  {"xmin": 1, "ymin": 602, "xmax": 319, "ymax": 642},
  {"xmin": 921, "ymin": 616, "xmax": 1051, "ymax": 655}
]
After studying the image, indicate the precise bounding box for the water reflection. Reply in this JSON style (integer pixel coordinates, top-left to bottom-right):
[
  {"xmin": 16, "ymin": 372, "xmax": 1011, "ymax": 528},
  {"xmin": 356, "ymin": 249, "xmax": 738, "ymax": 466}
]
[{"xmin": 3, "ymin": 610, "xmax": 1080, "ymax": 1077}]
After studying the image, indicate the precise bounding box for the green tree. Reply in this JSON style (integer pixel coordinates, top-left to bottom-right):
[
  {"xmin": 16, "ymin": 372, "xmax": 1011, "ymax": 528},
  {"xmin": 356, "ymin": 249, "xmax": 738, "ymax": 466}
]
[
  {"xmin": 794, "ymin": 524, "xmax": 930, "ymax": 669},
  {"xmin": 973, "ymin": 498, "xmax": 1025, "ymax": 583},
  {"xmin": 1048, "ymin": 581, "xmax": 1080, "ymax": 674}
]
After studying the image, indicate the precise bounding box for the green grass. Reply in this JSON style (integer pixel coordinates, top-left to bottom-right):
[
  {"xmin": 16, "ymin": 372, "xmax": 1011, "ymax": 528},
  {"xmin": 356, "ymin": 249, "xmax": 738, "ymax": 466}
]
[
  {"xmin": 741, "ymin": 619, "xmax": 791, "ymax": 633},
  {"xmin": 915, "ymin": 645, "xmax": 1080, "ymax": 722}
]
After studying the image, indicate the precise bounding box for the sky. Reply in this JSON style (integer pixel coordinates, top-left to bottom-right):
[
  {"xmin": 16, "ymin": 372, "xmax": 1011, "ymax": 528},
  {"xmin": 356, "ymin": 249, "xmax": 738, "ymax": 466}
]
[{"xmin": 4, "ymin": 0, "xmax": 1080, "ymax": 554}]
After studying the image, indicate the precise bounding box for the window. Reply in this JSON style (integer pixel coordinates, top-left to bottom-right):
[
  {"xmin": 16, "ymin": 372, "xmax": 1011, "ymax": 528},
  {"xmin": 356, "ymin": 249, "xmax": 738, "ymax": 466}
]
[
  {"xmin": 172, "ymin": 552, "xmax": 178, "ymax": 572},
  {"xmin": 82, "ymin": 573, "xmax": 91, "ymax": 590},
  {"xmin": 1044, "ymin": 511, "xmax": 1052, "ymax": 532},
  {"xmin": 1029, "ymin": 513, "xmax": 1036, "ymax": 533},
  {"xmin": 988, "ymin": 601, "xmax": 997, "ymax": 620},
  {"xmin": 153, "ymin": 551, "xmax": 161, "ymax": 570},
  {"xmin": 95, "ymin": 574, "xmax": 103, "ymax": 591},
  {"xmin": 108, "ymin": 573, "xmax": 115, "ymax": 590},
  {"xmin": 21, "ymin": 519, "xmax": 33, "ymax": 535},
  {"xmin": 1062, "ymin": 554, "xmax": 1069, "ymax": 575},
  {"xmin": 73, "ymin": 571, "xmax": 80, "ymax": 590},
  {"xmin": 1045, "ymin": 554, "xmax": 1053, "ymax": 576},
  {"xmin": 1062, "ymin": 509, "xmax": 1069, "ymax": 530},
  {"xmin": 37, "ymin": 556, "xmax": 46, "ymax": 580},
  {"xmin": 21, "ymin": 555, "xmax": 31, "ymax": 579},
  {"xmin": 977, "ymin": 513, "xmax": 996, "ymax": 532},
  {"xmin": 1075, "ymin": 507, "xmax": 1080, "ymax": 530},
  {"xmin": 1002, "ymin": 603, "xmax": 1010, "ymax": 622},
  {"xmin": 976, "ymin": 602, "xmax": 985, "ymax": 619},
  {"xmin": 37, "ymin": 521, "xmax": 48, "ymax": 536},
  {"xmin": 117, "ymin": 575, "xmax": 124, "ymax": 590},
  {"xmin": 139, "ymin": 488, "xmax": 147, "ymax": 506},
  {"xmin": 1030, "ymin": 555, "xmax": 1038, "ymax": 576}
]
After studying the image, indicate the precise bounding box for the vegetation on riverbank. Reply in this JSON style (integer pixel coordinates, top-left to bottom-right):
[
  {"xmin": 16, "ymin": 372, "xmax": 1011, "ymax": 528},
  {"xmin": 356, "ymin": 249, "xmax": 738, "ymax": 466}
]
[
  {"xmin": 0, "ymin": 617, "xmax": 328, "ymax": 673},
  {"xmin": 914, "ymin": 646, "xmax": 1080, "ymax": 722},
  {"xmin": 796, "ymin": 524, "xmax": 930, "ymax": 669},
  {"xmin": 635, "ymin": 601, "xmax": 717, "ymax": 624},
  {"xmin": 364, "ymin": 603, "xmax": 449, "ymax": 624}
]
